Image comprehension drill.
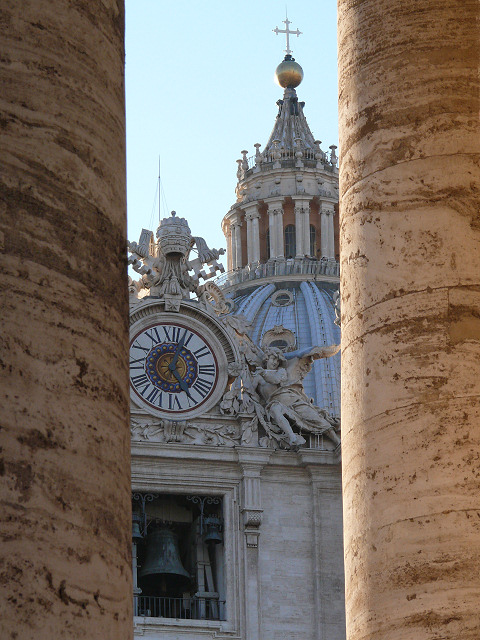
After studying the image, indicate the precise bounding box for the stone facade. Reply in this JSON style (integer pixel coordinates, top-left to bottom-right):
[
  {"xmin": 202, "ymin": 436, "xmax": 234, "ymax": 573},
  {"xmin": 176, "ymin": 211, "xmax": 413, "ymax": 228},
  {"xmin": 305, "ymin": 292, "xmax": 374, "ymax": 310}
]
[{"xmin": 128, "ymin": 196, "xmax": 345, "ymax": 639}]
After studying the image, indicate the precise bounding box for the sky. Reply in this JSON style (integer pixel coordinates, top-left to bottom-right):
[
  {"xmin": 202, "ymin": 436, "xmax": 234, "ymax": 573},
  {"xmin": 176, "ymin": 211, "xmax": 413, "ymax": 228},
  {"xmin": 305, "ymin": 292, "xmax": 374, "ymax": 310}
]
[{"xmin": 125, "ymin": 0, "xmax": 338, "ymax": 255}]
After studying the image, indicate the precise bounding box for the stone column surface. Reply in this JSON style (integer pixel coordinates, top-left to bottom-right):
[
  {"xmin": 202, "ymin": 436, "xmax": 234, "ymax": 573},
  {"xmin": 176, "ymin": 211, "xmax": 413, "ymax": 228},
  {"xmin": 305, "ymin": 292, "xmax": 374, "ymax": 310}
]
[
  {"xmin": 268, "ymin": 206, "xmax": 277, "ymax": 258},
  {"xmin": 0, "ymin": 2, "xmax": 132, "ymax": 640},
  {"xmin": 251, "ymin": 213, "xmax": 261, "ymax": 263},
  {"xmin": 338, "ymin": 1, "xmax": 480, "ymax": 639},
  {"xmin": 274, "ymin": 206, "xmax": 285, "ymax": 258},
  {"xmin": 246, "ymin": 214, "xmax": 253, "ymax": 264},
  {"xmin": 294, "ymin": 205, "xmax": 305, "ymax": 256},
  {"xmin": 232, "ymin": 221, "xmax": 243, "ymax": 269},
  {"xmin": 303, "ymin": 204, "xmax": 311, "ymax": 257},
  {"xmin": 230, "ymin": 223, "xmax": 237, "ymax": 269},
  {"xmin": 320, "ymin": 204, "xmax": 330, "ymax": 258}
]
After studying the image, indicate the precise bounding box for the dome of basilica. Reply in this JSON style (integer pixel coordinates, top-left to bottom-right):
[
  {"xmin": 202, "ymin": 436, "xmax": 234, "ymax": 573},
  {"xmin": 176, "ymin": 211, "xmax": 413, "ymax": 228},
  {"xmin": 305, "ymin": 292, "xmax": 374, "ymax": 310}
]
[{"xmin": 225, "ymin": 280, "xmax": 340, "ymax": 418}]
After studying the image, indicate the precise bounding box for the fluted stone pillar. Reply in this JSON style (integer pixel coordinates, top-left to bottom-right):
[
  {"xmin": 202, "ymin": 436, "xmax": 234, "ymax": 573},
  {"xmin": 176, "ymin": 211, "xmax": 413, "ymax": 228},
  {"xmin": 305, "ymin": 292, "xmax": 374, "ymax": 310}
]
[
  {"xmin": 320, "ymin": 203, "xmax": 335, "ymax": 258},
  {"xmin": 339, "ymin": 1, "xmax": 480, "ymax": 639},
  {"xmin": 244, "ymin": 204, "xmax": 260, "ymax": 264},
  {"xmin": 267, "ymin": 201, "xmax": 284, "ymax": 259},
  {"xmin": 230, "ymin": 223, "xmax": 238, "ymax": 269},
  {"xmin": 231, "ymin": 218, "xmax": 243, "ymax": 269},
  {"xmin": 246, "ymin": 214, "xmax": 253, "ymax": 264},
  {"xmin": 251, "ymin": 212, "xmax": 261, "ymax": 263},
  {"xmin": 0, "ymin": 2, "xmax": 131, "ymax": 639},
  {"xmin": 304, "ymin": 205, "xmax": 311, "ymax": 257},
  {"xmin": 294, "ymin": 199, "xmax": 311, "ymax": 257},
  {"xmin": 267, "ymin": 205, "xmax": 277, "ymax": 259},
  {"xmin": 294, "ymin": 204, "xmax": 305, "ymax": 257},
  {"xmin": 225, "ymin": 224, "xmax": 233, "ymax": 271}
]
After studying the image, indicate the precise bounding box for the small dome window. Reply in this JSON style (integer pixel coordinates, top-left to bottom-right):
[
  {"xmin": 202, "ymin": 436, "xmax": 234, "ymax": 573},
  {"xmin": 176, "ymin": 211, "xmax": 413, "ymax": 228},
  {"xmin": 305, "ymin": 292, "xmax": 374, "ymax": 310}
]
[
  {"xmin": 261, "ymin": 324, "xmax": 296, "ymax": 352},
  {"xmin": 272, "ymin": 290, "xmax": 293, "ymax": 307},
  {"xmin": 270, "ymin": 339, "xmax": 289, "ymax": 350}
]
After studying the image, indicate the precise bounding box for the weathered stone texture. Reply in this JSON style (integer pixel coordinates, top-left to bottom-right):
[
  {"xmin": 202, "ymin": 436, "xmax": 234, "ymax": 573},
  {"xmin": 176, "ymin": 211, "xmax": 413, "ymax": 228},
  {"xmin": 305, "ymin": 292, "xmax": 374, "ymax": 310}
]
[
  {"xmin": 0, "ymin": 2, "xmax": 131, "ymax": 638},
  {"xmin": 338, "ymin": 0, "xmax": 480, "ymax": 638},
  {"xmin": 259, "ymin": 467, "xmax": 345, "ymax": 640}
]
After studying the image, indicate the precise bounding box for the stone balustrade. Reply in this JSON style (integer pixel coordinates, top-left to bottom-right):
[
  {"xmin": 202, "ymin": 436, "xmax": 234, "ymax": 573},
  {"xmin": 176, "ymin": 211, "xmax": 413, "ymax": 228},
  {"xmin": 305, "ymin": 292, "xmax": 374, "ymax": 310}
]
[{"xmin": 215, "ymin": 257, "xmax": 339, "ymax": 289}]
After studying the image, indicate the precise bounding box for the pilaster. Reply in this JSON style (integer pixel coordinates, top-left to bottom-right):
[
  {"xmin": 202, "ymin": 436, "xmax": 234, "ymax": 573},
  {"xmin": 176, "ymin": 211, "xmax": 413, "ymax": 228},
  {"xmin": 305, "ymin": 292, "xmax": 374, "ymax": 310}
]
[
  {"xmin": 237, "ymin": 448, "xmax": 272, "ymax": 640},
  {"xmin": 299, "ymin": 454, "xmax": 345, "ymax": 640}
]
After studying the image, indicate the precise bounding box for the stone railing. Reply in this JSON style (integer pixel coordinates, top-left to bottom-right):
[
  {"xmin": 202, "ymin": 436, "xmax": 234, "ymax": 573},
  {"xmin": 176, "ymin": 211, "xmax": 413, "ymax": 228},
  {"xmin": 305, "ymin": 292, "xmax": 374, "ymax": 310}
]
[{"xmin": 215, "ymin": 258, "xmax": 340, "ymax": 288}]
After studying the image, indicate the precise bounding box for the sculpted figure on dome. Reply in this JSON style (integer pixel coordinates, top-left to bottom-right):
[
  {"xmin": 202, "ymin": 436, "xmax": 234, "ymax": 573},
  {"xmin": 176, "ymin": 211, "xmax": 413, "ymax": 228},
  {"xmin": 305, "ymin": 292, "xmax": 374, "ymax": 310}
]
[
  {"xmin": 220, "ymin": 314, "xmax": 341, "ymax": 449},
  {"xmin": 252, "ymin": 345, "xmax": 341, "ymax": 447}
]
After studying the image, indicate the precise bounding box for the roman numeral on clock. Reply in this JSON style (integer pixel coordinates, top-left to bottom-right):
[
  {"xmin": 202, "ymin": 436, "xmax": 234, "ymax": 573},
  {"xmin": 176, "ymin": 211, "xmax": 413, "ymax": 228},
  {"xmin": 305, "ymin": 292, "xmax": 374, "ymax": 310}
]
[
  {"xmin": 198, "ymin": 364, "xmax": 215, "ymax": 377},
  {"xmin": 129, "ymin": 356, "xmax": 145, "ymax": 370},
  {"xmin": 168, "ymin": 394, "xmax": 182, "ymax": 410},
  {"xmin": 193, "ymin": 345, "xmax": 210, "ymax": 359},
  {"xmin": 192, "ymin": 376, "xmax": 213, "ymax": 399},
  {"xmin": 131, "ymin": 374, "xmax": 150, "ymax": 393},
  {"xmin": 145, "ymin": 388, "xmax": 162, "ymax": 406},
  {"xmin": 132, "ymin": 341, "xmax": 149, "ymax": 353},
  {"xmin": 144, "ymin": 327, "xmax": 162, "ymax": 344},
  {"xmin": 163, "ymin": 325, "xmax": 182, "ymax": 342}
]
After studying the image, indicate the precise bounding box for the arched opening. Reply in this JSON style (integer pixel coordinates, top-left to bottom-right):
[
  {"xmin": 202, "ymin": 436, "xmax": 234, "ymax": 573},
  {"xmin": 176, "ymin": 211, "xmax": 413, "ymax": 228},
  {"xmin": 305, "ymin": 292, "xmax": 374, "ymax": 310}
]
[{"xmin": 284, "ymin": 224, "xmax": 296, "ymax": 258}]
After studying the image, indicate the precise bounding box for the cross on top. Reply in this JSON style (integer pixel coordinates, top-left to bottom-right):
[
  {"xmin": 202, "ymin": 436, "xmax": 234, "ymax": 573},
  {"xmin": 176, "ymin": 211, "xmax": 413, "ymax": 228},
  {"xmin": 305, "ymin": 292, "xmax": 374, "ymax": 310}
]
[{"xmin": 273, "ymin": 16, "xmax": 302, "ymax": 56}]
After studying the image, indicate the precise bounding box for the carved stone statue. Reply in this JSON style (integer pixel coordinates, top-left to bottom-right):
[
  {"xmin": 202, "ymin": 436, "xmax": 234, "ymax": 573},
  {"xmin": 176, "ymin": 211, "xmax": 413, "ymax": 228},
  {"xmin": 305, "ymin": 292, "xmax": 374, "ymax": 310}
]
[
  {"xmin": 127, "ymin": 211, "xmax": 227, "ymax": 313},
  {"xmin": 220, "ymin": 314, "xmax": 341, "ymax": 450},
  {"xmin": 252, "ymin": 345, "xmax": 341, "ymax": 447}
]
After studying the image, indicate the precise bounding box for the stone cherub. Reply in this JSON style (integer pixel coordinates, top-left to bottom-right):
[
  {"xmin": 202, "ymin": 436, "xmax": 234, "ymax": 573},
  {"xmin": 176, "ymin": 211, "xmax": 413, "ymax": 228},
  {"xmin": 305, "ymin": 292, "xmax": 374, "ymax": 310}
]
[{"xmin": 252, "ymin": 344, "xmax": 341, "ymax": 447}]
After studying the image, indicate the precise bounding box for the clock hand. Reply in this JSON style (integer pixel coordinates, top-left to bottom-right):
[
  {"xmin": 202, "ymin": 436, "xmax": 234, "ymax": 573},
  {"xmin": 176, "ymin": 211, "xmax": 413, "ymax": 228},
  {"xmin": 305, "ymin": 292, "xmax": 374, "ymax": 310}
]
[
  {"xmin": 169, "ymin": 331, "xmax": 187, "ymax": 371},
  {"xmin": 171, "ymin": 368, "xmax": 194, "ymax": 399}
]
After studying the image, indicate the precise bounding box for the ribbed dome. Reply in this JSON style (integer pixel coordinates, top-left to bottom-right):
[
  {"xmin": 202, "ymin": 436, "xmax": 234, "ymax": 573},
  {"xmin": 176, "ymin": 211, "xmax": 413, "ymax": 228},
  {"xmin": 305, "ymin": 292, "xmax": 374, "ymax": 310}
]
[{"xmin": 226, "ymin": 280, "xmax": 340, "ymax": 417}]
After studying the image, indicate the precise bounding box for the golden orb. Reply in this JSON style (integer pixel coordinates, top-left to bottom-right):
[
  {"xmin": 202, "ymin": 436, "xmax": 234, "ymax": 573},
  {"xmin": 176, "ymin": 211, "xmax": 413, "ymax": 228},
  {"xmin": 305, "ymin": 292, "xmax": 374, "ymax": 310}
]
[{"xmin": 275, "ymin": 57, "xmax": 304, "ymax": 88}]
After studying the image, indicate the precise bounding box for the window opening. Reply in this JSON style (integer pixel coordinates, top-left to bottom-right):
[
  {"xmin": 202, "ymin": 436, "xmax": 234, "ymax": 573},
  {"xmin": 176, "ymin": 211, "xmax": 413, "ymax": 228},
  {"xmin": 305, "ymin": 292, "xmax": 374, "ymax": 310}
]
[
  {"xmin": 310, "ymin": 224, "xmax": 316, "ymax": 256},
  {"xmin": 284, "ymin": 224, "xmax": 296, "ymax": 258},
  {"xmin": 132, "ymin": 493, "xmax": 226, "ymax": 621}
]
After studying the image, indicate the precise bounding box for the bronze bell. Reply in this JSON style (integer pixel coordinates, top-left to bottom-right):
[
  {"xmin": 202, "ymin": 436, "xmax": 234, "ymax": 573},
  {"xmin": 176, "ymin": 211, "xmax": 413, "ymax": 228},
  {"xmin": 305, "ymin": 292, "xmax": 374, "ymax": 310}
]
[
  {"xmin": 132, "ymin": 513, "xmax": 143, "ymax": 543},
  {"xmin": 139, "ymin": 528, "xmax": 190, "ymax": 594},
  {"xmin": 203, "ymin": 515, "xmax": 222, "ymax": 544}
]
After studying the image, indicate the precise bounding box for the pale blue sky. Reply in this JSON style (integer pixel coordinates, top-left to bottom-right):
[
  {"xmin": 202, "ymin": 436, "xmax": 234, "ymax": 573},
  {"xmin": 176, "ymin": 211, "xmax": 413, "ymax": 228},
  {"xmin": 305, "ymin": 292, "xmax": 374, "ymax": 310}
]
[{"xmin": 126, "ymin": 0, "xmax": 338, "ymax": 253}]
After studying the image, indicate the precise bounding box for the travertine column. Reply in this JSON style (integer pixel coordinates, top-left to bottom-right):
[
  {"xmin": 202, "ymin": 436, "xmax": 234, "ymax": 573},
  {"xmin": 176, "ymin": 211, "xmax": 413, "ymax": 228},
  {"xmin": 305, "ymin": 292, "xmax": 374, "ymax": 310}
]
[
  {"xmin": 275, "ymin": 207, "xmax": 285, "ymax": 258},
  {"xmin": 267, "ymin": 204, "xmax": 277, "ymax": 258},
  {"xmin": 327, "ymin": 210, "xmax": 335, "ymax": 258},
  {"xmin": 339, "ymin": 1, "xmax": 480, "ymax": 639},
  {"xmin": 230, "ymin": 222, "xmax": 237, "ymax": 269},
  {"xmin": 224, "ymin": 223, "xmax": 233, "ymax": 271},
  {"xmin": 294, "ymin": 205, "xmax": 306, "ymax": 256},
  {"xmin": 246, "ymin": 214, "xmax": 253, "ymax": 264},
  {"xmin": 244, "ymin": 204, "xmax": 260, "ymax": 264},
  {"xmin": 233, "ymin": 220, "xmax": 243, "ymax": 269},
  {"xmin": 267, "ymin": 201, "xmax": 284, "ymax": 259},
  {"xmin": 0, "ymin": 2, "xmax": 131, "ymax": 639},
  {"xmin": 294, "ymin": 199, "xmax": 311, "ymax": 257},
  {"xmin": 320, "ymin": 203, "xmax": 335, "ymax": 258},
  {"xmin": 251, "ymin": 212, "xmax": 261, "ymax": 263},
  {"xmin": 304, "ymin": 205, "xmax": 311, "ymax": 257}
]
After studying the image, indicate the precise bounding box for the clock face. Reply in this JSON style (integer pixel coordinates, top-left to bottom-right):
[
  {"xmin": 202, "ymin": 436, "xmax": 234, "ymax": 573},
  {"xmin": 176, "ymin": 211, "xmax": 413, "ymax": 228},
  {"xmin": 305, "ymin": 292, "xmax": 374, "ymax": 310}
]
[{"xmin": 129, "ymin": 322, "xmax": 219, "ymax": 416}]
